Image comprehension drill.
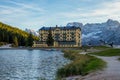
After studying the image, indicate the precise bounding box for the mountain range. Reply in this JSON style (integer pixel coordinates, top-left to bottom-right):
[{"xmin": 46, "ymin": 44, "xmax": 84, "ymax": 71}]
[{"xmin": 67, "ymin": 19, "xmax": 120, "ymax": 45}]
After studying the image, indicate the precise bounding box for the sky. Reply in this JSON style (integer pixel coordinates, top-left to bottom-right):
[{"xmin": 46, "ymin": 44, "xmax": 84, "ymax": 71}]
[{"xmin": 0, "ymin": 0, "xmax": 120, "ymax": 31}]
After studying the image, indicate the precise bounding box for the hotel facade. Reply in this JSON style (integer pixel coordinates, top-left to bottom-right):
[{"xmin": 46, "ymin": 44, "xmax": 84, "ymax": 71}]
[{"xmin": 33, "ymin": 26, "xmax": 81, "ymax": 47}]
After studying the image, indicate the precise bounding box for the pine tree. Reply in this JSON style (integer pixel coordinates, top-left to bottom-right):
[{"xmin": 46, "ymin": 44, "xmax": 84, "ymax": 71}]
[
  {"xmin": 27, "ymin": 33, "xmax": 34, "ymax": 47},
  {"xmin": 46, "ymin": 28, "xmax": 54, "ymax": 46},
  {"xmin": 13, "ymin": 36, "xmax": 18, "ymax": 47}
]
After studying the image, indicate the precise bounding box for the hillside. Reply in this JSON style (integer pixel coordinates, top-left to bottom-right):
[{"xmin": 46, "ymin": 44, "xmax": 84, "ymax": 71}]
[{"xmin": 0, "ymin": 22, "xmax": 38, "ymax": 46}]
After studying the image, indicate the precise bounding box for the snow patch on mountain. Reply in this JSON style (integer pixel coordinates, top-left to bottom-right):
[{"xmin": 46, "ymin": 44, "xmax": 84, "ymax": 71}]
[{"xmin": 25, "ymin": 28, "xmax": 39, "ymax": 36}]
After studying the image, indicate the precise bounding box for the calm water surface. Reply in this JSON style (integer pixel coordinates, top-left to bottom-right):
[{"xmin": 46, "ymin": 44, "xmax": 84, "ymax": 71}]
[{"xmin": 0, "ymin": 49, "xmax": 69, "ymax": 80}]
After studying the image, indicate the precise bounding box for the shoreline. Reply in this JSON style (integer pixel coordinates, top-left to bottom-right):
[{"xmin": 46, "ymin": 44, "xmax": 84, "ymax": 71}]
[{"xmin": 0, "ymin": 47, "xmax": 82, "ymax": 50}]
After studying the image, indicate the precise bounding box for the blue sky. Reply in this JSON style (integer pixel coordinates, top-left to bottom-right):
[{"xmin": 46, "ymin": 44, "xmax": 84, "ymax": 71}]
[{"xmin": 0, "ymin": 0, "xmax": 120, "ymax": 31}]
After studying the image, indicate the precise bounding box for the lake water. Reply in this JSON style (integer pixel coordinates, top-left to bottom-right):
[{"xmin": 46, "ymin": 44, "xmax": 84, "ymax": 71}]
[{"xmin": 0, "ymin": 49, "xmax": 69, "ymax": 80}]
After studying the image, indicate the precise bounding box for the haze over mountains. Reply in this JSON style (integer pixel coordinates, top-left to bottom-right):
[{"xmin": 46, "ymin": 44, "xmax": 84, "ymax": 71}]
[{"xmin": 67, "ymin": 19, "xmax": 120, "ymax": 45}]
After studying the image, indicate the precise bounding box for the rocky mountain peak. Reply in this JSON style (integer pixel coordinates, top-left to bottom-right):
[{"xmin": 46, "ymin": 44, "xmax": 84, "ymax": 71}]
[{"xmin": 66, "ymin": 19, "xmax": 120, "ymax": 45}]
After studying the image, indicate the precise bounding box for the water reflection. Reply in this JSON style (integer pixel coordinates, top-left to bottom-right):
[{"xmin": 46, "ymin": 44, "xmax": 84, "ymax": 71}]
[{"xmin": 0, "ymin": 50, "xmax": 69, "ymax": 80}]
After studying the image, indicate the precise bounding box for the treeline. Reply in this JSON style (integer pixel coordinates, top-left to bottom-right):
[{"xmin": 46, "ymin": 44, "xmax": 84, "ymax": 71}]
[{"xmin": 0, "ymin": 22, "xmax": 38, "ymax": 47}]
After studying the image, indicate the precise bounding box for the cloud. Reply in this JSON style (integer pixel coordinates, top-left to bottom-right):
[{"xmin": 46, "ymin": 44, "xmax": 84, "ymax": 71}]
[
  {"xmin": 0, "ymin": 0, "xmax": 46, "ymax": 30},
  {"xmin": 92, "ymin": 1, "xmax": 120, "ymax": 16},
  {"xmin": 0, "ymin": 0, "xmax": 45, "ymax": 15},
  {"xmin": 0, "ymin": 5, "xmax": 28, "ymax": 16},
  {"xmin": 7, "ymin": 0, "xmax": 45, "ymax": 12},
  {"xmin": 59, "ymin": 0, "xmax": 120, "ymax": 20}
]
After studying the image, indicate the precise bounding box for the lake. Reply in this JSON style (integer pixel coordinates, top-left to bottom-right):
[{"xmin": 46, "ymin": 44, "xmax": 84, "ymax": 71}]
[{"xmin": 0, "ymin": 49, "xmax": 69, "ymax": 80}]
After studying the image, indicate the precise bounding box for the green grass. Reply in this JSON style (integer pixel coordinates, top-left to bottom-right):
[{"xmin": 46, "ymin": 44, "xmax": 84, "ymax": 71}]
[
  {"xmin": 92, "ymin": 46, "xmax": 111, "ymax": 50},
  {"xmin": 82, "ymin": 56, "xmax": 106, "ymax": 74},
  {"xmin": 56, "ymin": 50, "xmax": 106, "ymax": 79},
  {"xmin": 82, "ymin": 46, "xmax": 110, "ymax": 50},
  {"xmin": 89, "ymin": 49, "xmax": 120, "ymax": 56}
]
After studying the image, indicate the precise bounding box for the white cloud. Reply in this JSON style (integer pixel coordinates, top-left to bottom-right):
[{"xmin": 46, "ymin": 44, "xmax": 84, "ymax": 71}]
[
  {"xmin": 92, "ymin": 1, "xmax": 120, "ymax": 16},
  {"xmin": 0, "ymin": 0, "xmax": 46, "ymax": 30},
  {"xmin": 7, "ymin": 0, "xmax": 45, "ymax": 12},
  {"xmin": 0, "ymin": 0, "xmax": 45, "ymax": 16},
  {"xmin": 0, "ymin": 5, "xmax": 28, "ymax": 16},
  {"xmin": 59, "ymin": 0, "xmax": 120, "ymax": 20}
]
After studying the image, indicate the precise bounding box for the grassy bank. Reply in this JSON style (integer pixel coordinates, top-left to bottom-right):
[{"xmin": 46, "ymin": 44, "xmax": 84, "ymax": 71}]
[
  {"xmin": 82, "ymin": 46, "xmax": 110, "ymax": 50},
  {"xmin": 56, "ymin": 50, "xmax": 106, "ymax": 79},
  {"xmin": 92, "ymin": 46, "xmax": 111, "ymax": 50},
  {"xmin": 89, "ymin": 49, "xmax": 120, "ymax": 56}
]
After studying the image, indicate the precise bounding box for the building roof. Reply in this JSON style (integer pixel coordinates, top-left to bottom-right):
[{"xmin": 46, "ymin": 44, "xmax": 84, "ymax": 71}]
[{"xmin": 39, "ymin": 26, "xmax": 81, "ymax": 31}]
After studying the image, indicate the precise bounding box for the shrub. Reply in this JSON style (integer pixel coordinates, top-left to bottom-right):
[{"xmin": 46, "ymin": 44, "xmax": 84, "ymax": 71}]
[
  {"xmin": 118, "ymin": 57, "xmax": 120, "ymax": 61},
  {"xmin": 0, "ymin": 42, "xmax": 7, "ymax": 46},
  {"xmin": 57, "ymin": 50, "xmax": 106, "ymax": 78}
]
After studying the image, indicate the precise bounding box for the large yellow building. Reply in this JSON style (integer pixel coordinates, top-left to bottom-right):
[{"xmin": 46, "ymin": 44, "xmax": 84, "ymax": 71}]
[{"xmin": 33, "ymin": 25, "xmax": 81, "ymax": 47}]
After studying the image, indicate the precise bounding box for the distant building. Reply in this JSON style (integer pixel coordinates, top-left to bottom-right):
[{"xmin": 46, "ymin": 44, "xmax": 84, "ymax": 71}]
[{"xmin": 33, "ymin": 25, "xmax": 81, "ymax": 47}]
